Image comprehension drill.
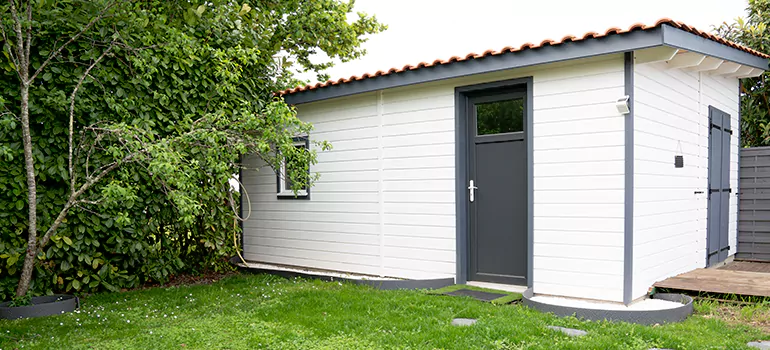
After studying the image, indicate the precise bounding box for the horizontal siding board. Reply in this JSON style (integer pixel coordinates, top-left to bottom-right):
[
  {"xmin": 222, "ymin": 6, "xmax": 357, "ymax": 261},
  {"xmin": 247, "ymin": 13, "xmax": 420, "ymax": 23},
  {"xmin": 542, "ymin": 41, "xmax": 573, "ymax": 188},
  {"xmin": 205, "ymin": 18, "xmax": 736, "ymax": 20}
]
[
  {"xmin": 534, "ymin": 189, "xmax": 624, "ymax": 204},
  {"xmin": 244, "ymin": 220, "xmax": 379, "ymax": 235},
  {"xmin": 384, "ymin": 236, "xmax": 455, "ymax": 251},
  {"xmin": 534, "ymin": 282, "xmax": 622, "ymax": 303},
  {"xmin": 533, "ymin": 116, "xmax": 624, "ymax": 137},
  {"xmin": 534, "ymin": 242, "xmax": 624, "ymax": 260},
  {"xmin": 533, "ymin": 131, "xmax": 625, "ymax": 150},
  {"xmin": 244, "ymin": 245, "xmax": 380, "ymax": 267},
  {"xmin": 245, "ymin": 237, "xmax": 380, "ymax": 256},
  {"xmin": 382, "ymin": 179, "xmax": 453, "ymax": 192},
  {"xmin": 534, "ymin": 269, "xmax": 623, "ymax": 290},
  {"xmin": 534, "ymin": 230, "xmax": 623, "ymax": 247},
  {"xmin": 383, "ymin": 191, "xmax": 454, "ymax": 203},
  {"xmin": 533, "ymin": 256, "xmax": 623, "ymax": 275},
  {"xmin": 534, "ymin": 146, "xmax": 625, "ymax": 164},
  {"xmin": 383, "ymin": 224, "xmax": 454, "ymax": 239}
]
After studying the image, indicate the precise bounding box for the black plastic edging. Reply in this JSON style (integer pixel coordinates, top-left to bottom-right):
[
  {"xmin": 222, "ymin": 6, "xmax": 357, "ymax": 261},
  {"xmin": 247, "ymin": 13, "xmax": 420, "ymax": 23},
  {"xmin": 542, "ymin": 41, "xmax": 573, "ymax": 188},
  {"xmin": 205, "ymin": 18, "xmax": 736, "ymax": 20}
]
[
  {"xmin": 522, "ymin": 288, "xmax": 693, "ymax": 325},
  {"xmin": 0, "ymin": 295, "xmax": 79, "ymax": 320}
]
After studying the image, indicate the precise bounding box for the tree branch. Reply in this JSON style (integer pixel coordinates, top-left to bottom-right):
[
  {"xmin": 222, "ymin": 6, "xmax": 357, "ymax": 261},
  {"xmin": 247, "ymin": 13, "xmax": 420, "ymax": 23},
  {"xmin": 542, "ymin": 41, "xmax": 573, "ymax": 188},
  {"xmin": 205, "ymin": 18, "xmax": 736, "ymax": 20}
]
[
  {"xmin": 28, "ymin": 1, "xmax": 117, "ymax": 84},
  {"xmin": 69, "ymin": 45, "xmax": 113, "ymax": 194},
  {"xmin": 37, "ymin": 151, "xmax": 139, "ymax": 252},
  {"xmin": 8, "ymin": 0, "xmax": 27, "ymax": 82},
  {"xmin": 0, "ymin": 16, "xmax": 21, "ymax": 80},
  {"xmin": 24, "ymin": 0, "xmax": 30, "ymax": 66}
]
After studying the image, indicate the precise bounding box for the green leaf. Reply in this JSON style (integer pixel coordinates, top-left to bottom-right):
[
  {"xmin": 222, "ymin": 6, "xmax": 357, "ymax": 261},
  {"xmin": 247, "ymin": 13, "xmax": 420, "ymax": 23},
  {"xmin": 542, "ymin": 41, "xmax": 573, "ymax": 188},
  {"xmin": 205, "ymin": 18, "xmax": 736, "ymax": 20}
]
[
  {"xmin": 239, "ymin": 3, "xmax": 252, "ymax": 16},
  {"xmin": 61, "ymin": 260, "xmax": 71, "ymax": 271},
  {"xmin": 72, "ymin": 279, "xmax": 81, "ymax": 290},
  {"xmin": 6, "ymin": 254, "xmax": 18, "ymax": 266},
  {"xmin": 195, "ymin": 4, "xmax": 206, "ymax": 16},
  {"xmin": 62, "ymin": 236, "xmax": 73, "ymax": 246},
  {"xmin": 101, "ymin": 281, "xmax": 119, "ymax": 292}
]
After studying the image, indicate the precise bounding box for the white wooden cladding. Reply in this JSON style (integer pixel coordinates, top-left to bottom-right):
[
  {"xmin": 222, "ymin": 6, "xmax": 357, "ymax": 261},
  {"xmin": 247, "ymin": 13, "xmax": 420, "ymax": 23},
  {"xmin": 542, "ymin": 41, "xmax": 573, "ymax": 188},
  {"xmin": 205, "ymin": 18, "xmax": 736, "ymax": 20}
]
[
  {"xmin": 242, "ymin": 52, "xmax": 744, "ymax": 304},
  {"xmin": 631, "ymin": 59, "xmax": 740, "ymax": 300},
  {"xmin": 242, "ymin": 55, "xmax": 633, "ymax": 288}
]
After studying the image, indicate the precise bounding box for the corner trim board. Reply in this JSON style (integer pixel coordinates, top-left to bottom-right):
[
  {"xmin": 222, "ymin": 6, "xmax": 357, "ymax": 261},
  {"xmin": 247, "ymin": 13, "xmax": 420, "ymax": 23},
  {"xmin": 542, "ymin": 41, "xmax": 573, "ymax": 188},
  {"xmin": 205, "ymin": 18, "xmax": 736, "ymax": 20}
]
[
  {"xmin": 238, "ymin": 154, "xmax": 244, "ymax": 251},
  {"xmin": 623, "ymin": 51, "xmax": 635, "ymax": 305}
]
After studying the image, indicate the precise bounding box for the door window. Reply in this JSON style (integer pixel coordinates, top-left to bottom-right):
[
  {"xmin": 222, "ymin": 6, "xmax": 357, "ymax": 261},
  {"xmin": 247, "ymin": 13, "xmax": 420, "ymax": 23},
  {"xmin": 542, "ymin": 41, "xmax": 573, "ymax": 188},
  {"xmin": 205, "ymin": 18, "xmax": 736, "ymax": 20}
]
[{"xmin": 475, "ymin": 98, "xmax": 524, "ymax": 135}]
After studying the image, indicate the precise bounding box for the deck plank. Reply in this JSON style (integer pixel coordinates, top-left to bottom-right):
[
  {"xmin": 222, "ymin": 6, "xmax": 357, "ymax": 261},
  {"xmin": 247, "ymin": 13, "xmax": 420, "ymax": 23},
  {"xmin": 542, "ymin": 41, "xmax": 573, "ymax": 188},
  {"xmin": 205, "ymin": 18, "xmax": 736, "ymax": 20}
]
[{"xmin": 653, "ymin": 267, "xmax": 770, "ymax": 297}]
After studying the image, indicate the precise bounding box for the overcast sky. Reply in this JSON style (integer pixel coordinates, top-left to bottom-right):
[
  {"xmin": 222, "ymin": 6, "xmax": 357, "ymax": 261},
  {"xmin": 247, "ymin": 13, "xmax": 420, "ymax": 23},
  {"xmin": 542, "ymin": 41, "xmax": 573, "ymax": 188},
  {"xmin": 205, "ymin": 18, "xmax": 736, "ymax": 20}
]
[{"xmin": 302, "ymin": 0, "xmax": 749, "ymax": 83}]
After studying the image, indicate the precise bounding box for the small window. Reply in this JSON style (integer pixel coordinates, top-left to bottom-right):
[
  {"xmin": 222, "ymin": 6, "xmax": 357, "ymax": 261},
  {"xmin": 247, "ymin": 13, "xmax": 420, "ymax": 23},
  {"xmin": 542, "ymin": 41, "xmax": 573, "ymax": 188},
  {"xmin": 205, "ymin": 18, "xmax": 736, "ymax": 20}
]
[
  {"xmin": 277, "ymin": 138, "xmax": 309, "ymax": 199},
  {"xmin": 476, "ymin": 98, "xmax": 524, "ymax": 135}
]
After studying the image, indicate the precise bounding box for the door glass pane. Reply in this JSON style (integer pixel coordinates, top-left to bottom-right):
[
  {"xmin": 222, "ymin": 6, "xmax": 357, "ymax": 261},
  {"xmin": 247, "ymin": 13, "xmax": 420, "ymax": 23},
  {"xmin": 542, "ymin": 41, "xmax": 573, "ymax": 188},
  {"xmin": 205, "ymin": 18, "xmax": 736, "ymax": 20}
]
[{"xmin": 476, "ymin": 98, "xmax": 524, "ymax": 135}]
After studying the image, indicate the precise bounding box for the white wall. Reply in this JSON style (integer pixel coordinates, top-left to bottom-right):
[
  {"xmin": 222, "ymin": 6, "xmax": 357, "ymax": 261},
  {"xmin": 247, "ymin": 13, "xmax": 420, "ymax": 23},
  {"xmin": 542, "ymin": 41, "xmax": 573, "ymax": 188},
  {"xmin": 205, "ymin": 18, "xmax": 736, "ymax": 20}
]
[
  {"xmin": 530, "ymin": 56, "xmax": 627, "ymax": 303},
  {"xmin": 242, "ymin": 55, "xmax": 630, "ymax": 300},
  {"xmin": 632, "ymin": 60, "xmax": 740, "ymax": 300},
  {"xmin": 242, "ymin": 84, "xmax": 459, "ymax": 280}
]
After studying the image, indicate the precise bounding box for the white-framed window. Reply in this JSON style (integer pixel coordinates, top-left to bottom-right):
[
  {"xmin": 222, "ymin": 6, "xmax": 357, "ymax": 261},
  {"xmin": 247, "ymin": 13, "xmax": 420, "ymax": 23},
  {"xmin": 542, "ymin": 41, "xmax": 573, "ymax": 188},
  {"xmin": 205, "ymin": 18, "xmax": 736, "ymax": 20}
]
[{"xmin": 277, "ymin": 137, "xmax": 309, "ymax": 199}]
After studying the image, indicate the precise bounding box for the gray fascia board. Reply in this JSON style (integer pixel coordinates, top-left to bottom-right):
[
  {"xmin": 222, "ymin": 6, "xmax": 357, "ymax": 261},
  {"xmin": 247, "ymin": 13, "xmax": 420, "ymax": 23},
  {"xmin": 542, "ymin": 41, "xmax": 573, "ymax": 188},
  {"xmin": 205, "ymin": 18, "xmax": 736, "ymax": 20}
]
[
  {"xmin": 662, "ymin": 24, "xmax": 769, "ymax": 70},
  {"xmin": 285, "ymin": 28, "xmax": 664, "ymax": 105}
]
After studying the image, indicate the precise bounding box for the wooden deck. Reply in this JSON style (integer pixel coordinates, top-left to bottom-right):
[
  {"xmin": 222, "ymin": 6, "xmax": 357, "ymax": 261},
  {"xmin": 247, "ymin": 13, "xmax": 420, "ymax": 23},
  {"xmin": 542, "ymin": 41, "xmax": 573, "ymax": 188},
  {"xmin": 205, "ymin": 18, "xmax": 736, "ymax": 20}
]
[{"xmin": 654, "ymin": 263, "xmax": 770, "ymax": 297}]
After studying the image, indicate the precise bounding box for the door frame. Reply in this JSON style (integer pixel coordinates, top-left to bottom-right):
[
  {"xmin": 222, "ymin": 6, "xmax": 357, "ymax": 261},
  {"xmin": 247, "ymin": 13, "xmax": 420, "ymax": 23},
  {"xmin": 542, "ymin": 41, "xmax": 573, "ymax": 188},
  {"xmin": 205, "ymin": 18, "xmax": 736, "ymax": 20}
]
[{"xmin": 454, "ymin": 77, "xmax": 534, "ymax": 288}]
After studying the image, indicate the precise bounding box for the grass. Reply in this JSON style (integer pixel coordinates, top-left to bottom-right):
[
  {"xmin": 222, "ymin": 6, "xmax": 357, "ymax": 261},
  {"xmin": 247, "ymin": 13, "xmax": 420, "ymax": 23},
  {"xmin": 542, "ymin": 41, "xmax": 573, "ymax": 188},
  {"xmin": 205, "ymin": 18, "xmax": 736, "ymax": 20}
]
[
  {"xmin": 0, "ymin": 273, "xmax": 769, "ymax": 349},
  {"xmin": 429, "ymin": 284, "xmax": 523, "ymax": 305}
]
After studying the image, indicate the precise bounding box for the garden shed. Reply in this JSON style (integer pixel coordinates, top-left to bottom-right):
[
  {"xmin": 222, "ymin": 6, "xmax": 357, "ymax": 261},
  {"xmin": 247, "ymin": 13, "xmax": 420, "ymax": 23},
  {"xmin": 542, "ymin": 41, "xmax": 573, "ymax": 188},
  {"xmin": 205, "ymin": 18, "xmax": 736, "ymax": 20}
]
[{"xmin": 241, "ymin": 19, "xmax": 769, "ymax": 305}]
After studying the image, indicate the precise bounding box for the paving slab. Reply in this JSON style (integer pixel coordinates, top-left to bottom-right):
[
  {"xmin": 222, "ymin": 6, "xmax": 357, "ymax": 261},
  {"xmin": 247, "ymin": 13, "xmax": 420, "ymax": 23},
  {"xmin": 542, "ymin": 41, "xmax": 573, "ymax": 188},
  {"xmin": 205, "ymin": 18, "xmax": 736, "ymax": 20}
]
[
  {"xmin": 451, "ymin": 318, "xmax": 477, "ymax": 326},
  {"xmin": 748, "ymin": 341, "xmax": 770, "ymax": 349},
  {"xmin": 547, "ymin": 325, "xmax": 587, "ymax": 337}
]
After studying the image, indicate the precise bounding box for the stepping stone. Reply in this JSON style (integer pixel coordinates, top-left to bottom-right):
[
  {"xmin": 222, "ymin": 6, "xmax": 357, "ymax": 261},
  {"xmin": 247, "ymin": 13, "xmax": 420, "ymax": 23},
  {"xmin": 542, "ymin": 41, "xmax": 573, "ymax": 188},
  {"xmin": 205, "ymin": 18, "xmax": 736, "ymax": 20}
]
[
  {"xmin": 451, "ymin": 318, "xmax": 477, "ymax": 326},
  {"xmin": 749, "ymin": 341, "xmax": 770, "ymax": 349},
  {"xmin": 547, "ymin": 325, "xmax": 588, "ymax": 337}
]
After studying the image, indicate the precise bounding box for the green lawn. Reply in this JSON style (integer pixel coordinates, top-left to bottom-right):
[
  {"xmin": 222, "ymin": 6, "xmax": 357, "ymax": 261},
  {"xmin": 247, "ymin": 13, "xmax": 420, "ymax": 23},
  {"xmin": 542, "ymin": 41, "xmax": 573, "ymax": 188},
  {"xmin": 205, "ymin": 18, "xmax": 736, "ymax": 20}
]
[{"xmin": 1, "ymin": 273, "xmax": 769, "ymax": 349}]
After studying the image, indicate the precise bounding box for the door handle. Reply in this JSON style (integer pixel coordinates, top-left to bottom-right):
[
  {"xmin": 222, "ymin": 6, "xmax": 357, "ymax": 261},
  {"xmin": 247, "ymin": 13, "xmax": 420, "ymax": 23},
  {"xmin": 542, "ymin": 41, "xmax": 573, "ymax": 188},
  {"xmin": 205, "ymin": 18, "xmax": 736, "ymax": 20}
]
[{"xmin": 468, "ymin": 180, "xmax": 478, "ymax": 203}]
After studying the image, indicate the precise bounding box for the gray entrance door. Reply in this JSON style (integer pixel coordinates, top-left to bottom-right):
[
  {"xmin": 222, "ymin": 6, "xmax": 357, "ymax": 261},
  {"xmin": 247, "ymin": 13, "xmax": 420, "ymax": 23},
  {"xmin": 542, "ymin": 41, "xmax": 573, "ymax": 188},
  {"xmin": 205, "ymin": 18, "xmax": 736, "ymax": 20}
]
[
  {"xmin": 467, "ymin": 90, "xmax": 527, "ymax": 285},
  {"xmin": 707, "ymin": 106, "xmax": 732, "ymax": 267}
]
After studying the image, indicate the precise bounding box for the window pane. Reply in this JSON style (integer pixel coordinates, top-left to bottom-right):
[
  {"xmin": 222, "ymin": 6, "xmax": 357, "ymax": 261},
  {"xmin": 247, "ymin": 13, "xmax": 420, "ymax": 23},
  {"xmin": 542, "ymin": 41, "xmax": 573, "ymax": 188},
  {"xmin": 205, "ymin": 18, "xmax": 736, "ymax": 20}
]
[
  {"xmin": 283, "ymin": 144, "xmax": 306, "ymax": 191},
  {"xmin": 476, "ymin": 98, "xmax": 524, "ymax": 135}
]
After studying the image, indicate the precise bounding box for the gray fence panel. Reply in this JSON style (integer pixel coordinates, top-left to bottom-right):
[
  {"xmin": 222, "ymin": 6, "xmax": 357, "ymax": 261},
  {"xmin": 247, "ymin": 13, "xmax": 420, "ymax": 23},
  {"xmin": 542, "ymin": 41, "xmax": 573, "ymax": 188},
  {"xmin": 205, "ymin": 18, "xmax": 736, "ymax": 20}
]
[{"xmin": 738, "ymin": 146, "xmax": 770, "ymax": 261}]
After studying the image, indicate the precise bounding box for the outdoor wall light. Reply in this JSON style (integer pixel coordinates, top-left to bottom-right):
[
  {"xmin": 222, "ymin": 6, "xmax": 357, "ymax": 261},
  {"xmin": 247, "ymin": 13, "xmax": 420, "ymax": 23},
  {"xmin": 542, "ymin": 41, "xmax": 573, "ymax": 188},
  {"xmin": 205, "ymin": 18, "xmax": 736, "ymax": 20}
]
[{"xmin": 616, "ymin": 95, "xmax": 630, "ymax": 115}]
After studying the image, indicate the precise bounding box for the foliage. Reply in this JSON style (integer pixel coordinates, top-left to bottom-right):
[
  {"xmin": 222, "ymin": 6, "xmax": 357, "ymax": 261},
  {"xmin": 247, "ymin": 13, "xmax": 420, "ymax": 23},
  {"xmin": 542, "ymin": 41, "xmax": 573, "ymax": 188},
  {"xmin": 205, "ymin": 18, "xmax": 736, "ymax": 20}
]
[
  {"xmin": 716, "ymin": 0, "xmax": 770, "ymax": 147},
  {"xmin": 1, "ymin": 274, "xmax": 769, "ymax": 349},
  {"xmin": 7, "ymin": 293, "xmax": 30, "ymax": 307},
  {"xmin": 0, "ymin": 0, "xmax": 384, "ymax": 300}
]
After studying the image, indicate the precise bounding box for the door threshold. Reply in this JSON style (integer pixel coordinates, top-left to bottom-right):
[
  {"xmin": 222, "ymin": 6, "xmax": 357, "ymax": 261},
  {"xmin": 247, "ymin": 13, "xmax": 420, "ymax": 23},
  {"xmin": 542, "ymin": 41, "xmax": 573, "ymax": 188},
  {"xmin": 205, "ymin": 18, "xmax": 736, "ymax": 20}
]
[{"xmin": 467, "ymin": 281, "xmax": 527, "ymax": 294}]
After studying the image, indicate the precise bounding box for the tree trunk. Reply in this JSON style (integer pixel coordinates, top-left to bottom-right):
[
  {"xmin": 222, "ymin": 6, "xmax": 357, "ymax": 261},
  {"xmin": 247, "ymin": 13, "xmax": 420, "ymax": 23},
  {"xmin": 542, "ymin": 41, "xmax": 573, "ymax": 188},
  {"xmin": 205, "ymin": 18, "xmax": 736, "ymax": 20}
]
[{"xmin": 16, "ymin": 81, "xmax": 37, "ymax": 298}]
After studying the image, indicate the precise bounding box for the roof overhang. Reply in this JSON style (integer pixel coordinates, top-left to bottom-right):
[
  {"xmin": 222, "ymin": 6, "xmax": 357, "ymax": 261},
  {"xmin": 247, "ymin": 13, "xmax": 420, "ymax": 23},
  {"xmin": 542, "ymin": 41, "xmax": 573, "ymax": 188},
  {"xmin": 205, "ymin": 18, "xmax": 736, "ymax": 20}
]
[{"xmin": 285, "ymin": 24, "xmax": 768, "ymax": 105}]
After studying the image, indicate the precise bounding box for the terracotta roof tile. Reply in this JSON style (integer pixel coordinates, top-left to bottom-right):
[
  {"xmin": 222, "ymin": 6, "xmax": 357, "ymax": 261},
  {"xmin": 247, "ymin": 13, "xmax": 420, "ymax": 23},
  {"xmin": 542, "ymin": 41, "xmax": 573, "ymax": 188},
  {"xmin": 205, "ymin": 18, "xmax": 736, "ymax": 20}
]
[{"xmin": 279, "ymin": 18, "xmax": 770, "ymax": 96}]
